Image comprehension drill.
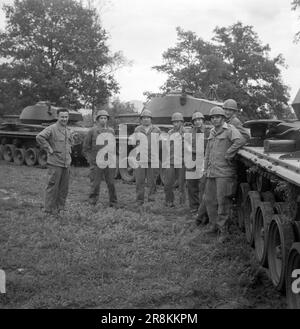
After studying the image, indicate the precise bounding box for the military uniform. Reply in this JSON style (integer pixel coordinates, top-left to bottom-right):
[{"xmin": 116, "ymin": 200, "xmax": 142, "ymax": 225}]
[
  {"xmin": 164, "ymin": 125, "xmax": 187, "ymax": 206},
  {"xmin": 36, "ymin": 122, "xmax": 73, "ymax": 213},
  {"xmin": 203, "ymin": 122, "xmax": 245, "ymax": 231},
  {"xmin": 83, "ymin": 126, "xmax": 117, "ymax": 205},
  {"xmin": 228, "ymin": 115, "xmax": 250, "ymax": 142},
  {"xmin": 186, "ymin": 125, "xmax": 206, "ymax": 213},
  {"xmin": 134, "ymin": 124, "xmax": 161, "ymax": 203}
]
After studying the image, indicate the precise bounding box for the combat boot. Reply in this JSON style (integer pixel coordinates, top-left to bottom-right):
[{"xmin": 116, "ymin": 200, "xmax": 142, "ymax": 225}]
[
  {"xmin": 204, "ymin": 224, "xmax": 219, "ymax": 236},
  {"xmin": 217, "ymin": 227, "xmax": 230, "ymax": 243}
]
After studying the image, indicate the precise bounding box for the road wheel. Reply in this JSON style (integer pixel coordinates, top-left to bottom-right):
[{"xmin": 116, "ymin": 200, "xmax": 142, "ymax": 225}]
[
  {"xmin": 267, "ymin": 215, "xmax": 295, "ymax": 291},
  {"xmin": 25, "ymin": 148, "xmax": 38, "ymax": 166},
  {"xmin": 293, "ymin": 221, "xmax": 300, "ymax": 242},
  {"xmin": 3, "ymin": 144, "xmax": 15, "ymax": 162},
  {"xmin": 119, "ymin": 156, "xmax": 135, "ymax": 183},
  {"xmin": 244, "ymin": 191, "xmax": 261, "ymax": 246},
  {"xmin": 286, "ymin": 243, "xmax": 300, "ymax": 309},
  {"xmin": 254, "ymin": 202, "xmax": 274, "ymax": 267},
  {"xmin": 237, "ymin": 183, "xmax": 250, "ymax": 230},
  {"xmin": 273, "ymin": 202, "xmax": 291, "ymax": 216},
  {"xmin": 37, "ymin": 149, "xmax": 47, "ymax": 167},
  {"xmin": 13, "ymin": 148, "xmax": 25, "ymax": 165}
]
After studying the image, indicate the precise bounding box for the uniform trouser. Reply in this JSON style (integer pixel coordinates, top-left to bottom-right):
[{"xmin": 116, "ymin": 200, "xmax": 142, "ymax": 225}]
[
  {"xmin": 89, "ymin": 166, "xmax": 117, "ymax": 203},
  {"xmin": 45, "ymin": 165, "xmax": 70, "ymax": 212},
  {"xmin": 204, "ymin": 177, "xmax": 237, "ymax": 230},
  {"xmin": 135, "ymin": 167, "xmax": 159, "ymax": 202},
  {"xmin": 186, "ymin": 175, "xmax": 206, "ymax": 211},
  {"xmin": 164, "ymin": 166, "xmax": 186, "ymax": 204}
]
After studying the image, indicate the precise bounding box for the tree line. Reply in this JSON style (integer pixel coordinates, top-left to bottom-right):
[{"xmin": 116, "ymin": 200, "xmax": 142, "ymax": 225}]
[{"xmin": 0, "ymin": 0, "xmax": 299, "ymax": 119}]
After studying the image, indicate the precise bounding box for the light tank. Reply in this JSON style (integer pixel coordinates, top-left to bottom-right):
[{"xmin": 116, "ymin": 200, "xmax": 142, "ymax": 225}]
[
  {"xmin": 236, "ymin": 89, "xmax": 300, "ymax": 309},
  {"xmin": 0, "ymin": 101, "xmax": 89, "ymax": 167}
]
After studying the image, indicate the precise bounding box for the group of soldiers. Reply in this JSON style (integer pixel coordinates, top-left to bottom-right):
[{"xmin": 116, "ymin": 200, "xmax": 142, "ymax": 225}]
[{"xmin": 36, "ymin": 98, "xmax": 250, "ymax": 242}]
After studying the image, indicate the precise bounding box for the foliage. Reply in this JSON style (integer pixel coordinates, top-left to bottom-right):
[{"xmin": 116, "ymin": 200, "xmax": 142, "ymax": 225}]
[
  {"xmin": 0, "ymin": 0, "xmax": 125, "ymax": 115},
  {"xmin": 153, "ymin": 23, "xmax": 291, "ymax": 120},
  {"xmin": 82, "ymin": 98, "xmax": 137, "ymax": 128},
  {"xmin": 292, "ymin": 0, "xmax": 300, "ymax": 42}
]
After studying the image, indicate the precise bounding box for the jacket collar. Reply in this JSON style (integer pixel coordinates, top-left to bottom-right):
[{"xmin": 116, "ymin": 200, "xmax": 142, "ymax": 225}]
[{"xmin": 209, "ymin": 122, "xmax": 229, "ymax": 138}]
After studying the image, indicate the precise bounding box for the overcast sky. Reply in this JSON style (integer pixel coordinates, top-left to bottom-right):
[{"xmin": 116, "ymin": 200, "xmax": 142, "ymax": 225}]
[{"xmin": 0, "ymin": 0, "xmax": 299, "ymax": 105}]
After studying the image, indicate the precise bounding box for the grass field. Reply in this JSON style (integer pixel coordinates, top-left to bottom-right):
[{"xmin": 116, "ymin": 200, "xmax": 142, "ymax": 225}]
[{"xmin": 0, "ymin": 161, "xmax": 285, "ymax": 308}]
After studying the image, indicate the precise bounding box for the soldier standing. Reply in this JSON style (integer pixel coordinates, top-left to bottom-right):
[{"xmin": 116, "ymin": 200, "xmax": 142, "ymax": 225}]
[
  {"xmin": 36, "ymin": 108, "xmax": 73, "ymax": 214},
  {"xmin": 164, "ymin": 112, "xmax": 186, "ymax": 208},
  {"xmin": 134, "ymin": 110, "xmax": 161, "ymax": 205},
  {"xmin": 223, "ymin": 99, "xmax": 250, "ymax": 142},
  {"xmin": 186, "ymin": 112, "xmax": 206, "ymax": 216},
  {"xmin": 203, "ymin": 106, "xmax": 245, "ymax": 242},
  {"xmin": 83, "ymin": 110, "xmax": 117, "ymax": 207}
]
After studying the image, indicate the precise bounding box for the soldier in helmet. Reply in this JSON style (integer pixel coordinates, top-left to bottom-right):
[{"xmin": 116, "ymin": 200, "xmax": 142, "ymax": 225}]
[
  {"xmin": 83, "ymin": 110, "xmax": 117, "ymax": 207},
  {"xmin": 186, "ymin": 111, "xmax": 206, "ymax": 216},
  {"xmin": 202, "ymin": 106, "xmax": 245, "ymax": 242},
  {"xmin": 223, "ymin": 99, "xmax": 250, "ymax": 142},
  {"xmin": 164, "ymin": 112, "xmax": 186, "ymax": 207},
  {"xmin": 134, "ymin": 110, "xmax": 161, "ymax": 205}
]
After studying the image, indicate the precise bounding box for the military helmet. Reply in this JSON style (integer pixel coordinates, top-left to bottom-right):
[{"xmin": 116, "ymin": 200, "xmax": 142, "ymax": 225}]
[
  {"xmin": 192, "ymin": 112, "xmax": 204, "ymax": 121},
  {"xmin": 95, "ymin": 110, "xmax": 109, "ymax": 120},
  {"xmin": 209, "ymin": 106, "xmax": 226, "ymax": 117},
  {"xmin": 171, "ymin": 112, "xmax": 184, "ymax": 122},
  {"xmin": 223, "ymin": 99, "xmax": 238, "ymax": 111},
  {"xmin": 140, "ymin": 109, "xmax": 152, "ymax": 118}
]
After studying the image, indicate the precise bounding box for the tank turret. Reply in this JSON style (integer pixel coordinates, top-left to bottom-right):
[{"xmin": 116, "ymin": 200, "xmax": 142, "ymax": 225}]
[
  {"xmin": 20, "ymin": 101, "xmax": 83, "ymax": 124},
  {"xmin": 143, "ymin": 91, "xmax": 222, "ymax": 124}
]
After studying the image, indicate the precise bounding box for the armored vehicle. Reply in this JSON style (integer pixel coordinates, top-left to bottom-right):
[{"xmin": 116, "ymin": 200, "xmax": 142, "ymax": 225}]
[
  {"xmin": 236, "ymin": 89, "xmax": 300, "ymax": 309},
  {"xmin": 0, "ymin": 101, "xmax": 89, "ymax": 167}
]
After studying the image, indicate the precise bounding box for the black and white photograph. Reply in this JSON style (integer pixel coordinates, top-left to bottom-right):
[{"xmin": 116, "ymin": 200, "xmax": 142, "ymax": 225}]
[{"xmin": 0, "ymin": 0, "xmax": 300, "ymax": 313}]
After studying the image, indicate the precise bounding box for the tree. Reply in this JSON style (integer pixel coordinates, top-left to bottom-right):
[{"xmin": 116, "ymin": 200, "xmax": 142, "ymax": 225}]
[
  {"xmin": 153, "ymin": 27, "xmax": 227, "ymax": 100},
  {"xmin": 0, "ymin": 0, "xmax": 125, "ymax": 115},
  {"xmin": 213, "ymin": 22, "xmax": 290, "ymax": 119},
  {"xmin": 153, "ymin": 23, "xmax": 291, "ymax": 119},
  {"xmin": 292, "ymin": 0, "xmax": 300, "ymax": 42}
]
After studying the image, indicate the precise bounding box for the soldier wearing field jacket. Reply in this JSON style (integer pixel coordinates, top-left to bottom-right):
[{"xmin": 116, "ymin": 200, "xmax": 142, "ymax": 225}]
[
  {"xmin": 134, "ymin": 110, "xmax": 161, "ymax": 204},
  {"xmin": 36, "ymin": 108, "xmax": 73, "ymax": 214},
  {"xmin": 185, "ymin": 111, "xmax": 206, "ymax": 215},
  {"xmin": 202, "ymin": 106, "xmax": 246, "ymax": 242},
  {"xmin": 223, "ymin": 99, "xmax": 250, "ymax": 142},
  {"xmin": 164, "ymin": 112, "xmax": 187, "ymax": 207},
  {"xmin": 82, "ymin": 110, "xmax": 117, "ymax": 207}
]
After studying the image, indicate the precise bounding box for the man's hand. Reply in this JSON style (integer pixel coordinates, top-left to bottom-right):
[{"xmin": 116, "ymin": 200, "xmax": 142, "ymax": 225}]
[
  {"xmin": 48, "ymin": 146, "xmax": 54, "ymax": 154},
  {"xmin": 225, "ymin": 154, "xmax": 235, "ymax": 164}
]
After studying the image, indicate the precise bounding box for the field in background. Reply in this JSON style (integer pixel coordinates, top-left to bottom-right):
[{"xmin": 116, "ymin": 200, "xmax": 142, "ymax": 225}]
[{"xmin": 0, "ymin": 161, "xmax": 285, "ymax": 308}]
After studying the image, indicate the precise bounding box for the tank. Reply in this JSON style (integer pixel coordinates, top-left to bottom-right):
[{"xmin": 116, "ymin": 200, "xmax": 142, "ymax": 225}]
[
  {"xmin": 114, "ymin": 90, "xmax": 221, "ymax": 183},
  {"xmin": 0, "ymin": 101, "xmax": 89, "ymax": 167},
  {"xmin": 236, "ymin": 88, "xmax": 300, "ymax": 309},
  {"xmin": 143, "ymin": 90, "xmax": 222, "ymax": 124}
]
